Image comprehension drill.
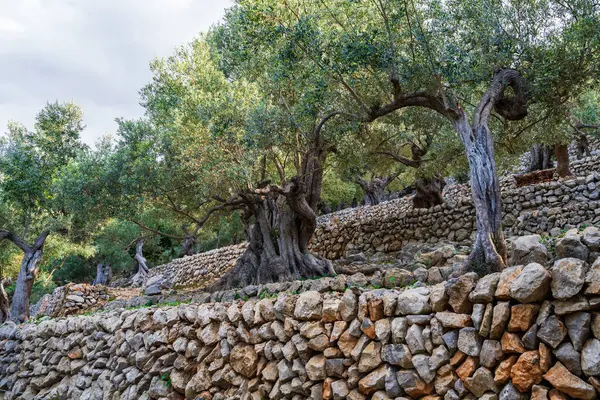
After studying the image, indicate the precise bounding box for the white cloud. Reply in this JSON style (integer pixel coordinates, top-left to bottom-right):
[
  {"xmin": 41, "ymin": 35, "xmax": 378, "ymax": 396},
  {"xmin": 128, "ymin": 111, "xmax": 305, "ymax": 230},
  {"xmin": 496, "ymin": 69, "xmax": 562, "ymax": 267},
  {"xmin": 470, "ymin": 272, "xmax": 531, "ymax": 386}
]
[{"xmin": 0, "ymin": 0, "xmax": 233, "ymax": 145}]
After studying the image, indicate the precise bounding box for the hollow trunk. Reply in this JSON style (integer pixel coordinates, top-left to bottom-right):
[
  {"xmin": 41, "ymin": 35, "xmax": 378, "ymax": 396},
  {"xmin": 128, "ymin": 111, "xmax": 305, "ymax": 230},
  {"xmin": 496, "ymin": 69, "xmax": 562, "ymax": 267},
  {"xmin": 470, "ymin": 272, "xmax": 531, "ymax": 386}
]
[
  {"xmin": 10, "ymin": 249, "xmax": 43, "ymax": 323},
  {"xmin": 555, "ymin": 144, "xmax": 572, "ymax": 177},
  {"xmin": 412, "ymin": 176, "xmax": 446, "ymax": 209},
  {"xmin": 576, "ymin": 130, "xmax": 591, "ymax": 160},
  {"xmin": 0, "ymin": 280, "xmax": 9, "ymax": 323},
  {"xmin": 181, "ymin": 235, "xmax": 196, "ymax": 256},
  {"xmin": 93, "ymin": 264, "xmax": 112, "ymax": 286},
  {"xmin": 130, "ymin": 239, "xmax": 149, "ymax": 287},
  {"xmin": 215, "ymin": 196, "xmax": 334, "ymax": 289},
  {"xmin": 529, "ymin": 144, "xmax": 553, "ymax": 172},
  {"xmin": 453, "ymin": 115, "xmax": 507, "ymax": 275},
  {"xmin": 358, "ymin": 176, "xmax": 396, "ymax": 206}
]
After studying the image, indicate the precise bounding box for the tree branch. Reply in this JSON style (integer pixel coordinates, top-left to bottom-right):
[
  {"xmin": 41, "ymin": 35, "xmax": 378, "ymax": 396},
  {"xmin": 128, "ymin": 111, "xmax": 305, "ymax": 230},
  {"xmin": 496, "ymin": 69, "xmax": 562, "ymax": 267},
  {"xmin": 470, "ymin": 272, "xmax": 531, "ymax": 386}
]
[{"xmin": 0, "ymin": 230, "xmax": 31, "ymax": 253}]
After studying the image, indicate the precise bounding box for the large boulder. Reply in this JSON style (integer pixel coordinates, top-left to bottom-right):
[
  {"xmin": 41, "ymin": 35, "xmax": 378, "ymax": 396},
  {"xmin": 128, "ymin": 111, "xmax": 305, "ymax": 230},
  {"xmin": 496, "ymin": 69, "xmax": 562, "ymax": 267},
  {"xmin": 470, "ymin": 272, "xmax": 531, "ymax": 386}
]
[
  {"xmin": 544, "ymin": 362, "xmax": 597, "ymax": 399},
  {"xmin": 582, "ymin": 226, "xmax": 600, "ymax": 252},
  {"xmin": 550, "ymin": 258, "xmax": 588, "ymax": 300},
  {"xmin": 511, "ymin": 235, "xmax": 549, "ymax": 265},
  {"xmin": 509, "ymin": 263, "xmax": 551, "ymax": 303},
  {"xmin": 556, "ymin": 233, "xmax": 590, "ymax": 261}
]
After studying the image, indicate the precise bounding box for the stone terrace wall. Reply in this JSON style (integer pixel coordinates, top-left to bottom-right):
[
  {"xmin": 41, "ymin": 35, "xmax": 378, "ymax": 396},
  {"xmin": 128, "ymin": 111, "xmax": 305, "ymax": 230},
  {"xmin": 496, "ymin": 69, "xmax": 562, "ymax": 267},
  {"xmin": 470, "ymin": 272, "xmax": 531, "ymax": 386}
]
[
  {"xmin": 146, "ymin": 243, "xmax": 246, "ymax": 291},
  {"xmin": 1, "ymin": 258, "xmax": 600, "ymax": 399},
  {"xmin": 145, "ymin": 156, "xmax": 600, "ymax": 290},
  {"xmin": 33, "ymin": 284, "xmax": 110, "ymax": 318},
  {"xmin": 311, "ymin": 172, "xmax": 600, "ymax": 260}
]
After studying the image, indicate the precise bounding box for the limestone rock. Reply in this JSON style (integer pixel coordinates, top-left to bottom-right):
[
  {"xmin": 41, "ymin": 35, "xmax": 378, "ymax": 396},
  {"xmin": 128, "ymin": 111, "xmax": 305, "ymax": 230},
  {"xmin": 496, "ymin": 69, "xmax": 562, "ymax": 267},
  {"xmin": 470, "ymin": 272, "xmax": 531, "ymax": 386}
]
[
  {"xmin": 508, "ymin": 304, "xmax": 539, "ymax": 332},
  {"xmin": 510, "ymin": 351, "xmax": 543, "ymax": 393},
  {"xmin": 458, "ymin": 328, "xmax": 482, "ymax": 357},
  {"xmin": 294, "ymin": 291, "xmax": 322, "ymax": 320},
  {"xmin": 464, "ymin": 367, "xmax": 497, "ymax": 397},
  {"xmin": 556, "ymin": 234, "xmax": 590, "ymax": 261},
  {"xmin": 581, "ymin": 338, "xmax": 600, "ymax": 377},
  {"xmin": 554, "ymin": 342, "xmax": 583, "ymax": 376},
  {"xmin": 564, "ymin": 312, "xmax": 591, "ymax": 351},
  {"xmin": 511, "ymin": 235, "xmax": 549, "ymax": 265},
  {"xmin": 544, "ymin": 362, "xmax": 597, "ymax": 400},
  {"xmin": 551, "ymin": 258, "xmax": 588, "ymax": 300},
  {"xmin": 358, "ymin": 365, "xmax": 387, "ymax": 395},
  {"xmin": 495, "ymin": 266, "xmax": 523, "ymax": 300},
  {"xmin": 446, "ymin": 273, "xmax": 477, "ymax": 314},
  {"xmin": 435, "ymin": 312, "xmax": 472, "ymax": 329},
  {"xmin": 537, "ymin": 315, "xmax": 567, "ymax": 349},
  {"xmin": 509, "ymin": 263, "xmax": 551, "ymax": 303},
  {"xmin": 396, "ymin": 288, "xmax": 431, "ymax": 315},
  {"xmin": 480, "ymin": 340, "xmax": 503, "ymax": 369}
]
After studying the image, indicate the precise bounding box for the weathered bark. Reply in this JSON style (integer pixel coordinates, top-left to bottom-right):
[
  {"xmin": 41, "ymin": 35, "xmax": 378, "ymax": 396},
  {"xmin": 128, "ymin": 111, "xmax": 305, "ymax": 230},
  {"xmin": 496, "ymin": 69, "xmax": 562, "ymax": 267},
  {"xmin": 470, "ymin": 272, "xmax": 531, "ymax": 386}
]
[
  {"xmin": 357, "ymin": 174, "xmax": 398, "ymax": 206},
  {"xmin": 576, "ymin": 132, "xmax": 591, "ymax": 159},
  {"xmin": 450, "ymin": 69, "xmax": 527, "ymax": 275},
  {"xmin": 11, "ymin": 249, "xmax": 44, "ymax": 323},
  {"xmin": 0, "ymin": 279, "xmax": 9, "ymax": 323},
  {"xmin": 181, "ymin": 235, "xmax": 197, "ymax": 256},
  {"xmin": 555, "ymin": 144, "xmax": 572, "ymax": 177},
  {"xmin": 130, "ymin": 239, "xmax": 149, "ymax": 287},
  {"xmin": 529, "ymin": 144, "xmax": 553, "ymax": 172},
  {"xmin": 412, "ymin": 176, "xmax": 446, "ymax": 208},
  {"xmin": 93, "ymin": 264, "xmax": 112, "ymax": 286},
  {"xmin": 214, "ymin": 178, "xmax": 335, "ymax": 290},
  {"xmin": 0, "ymin": 230, "xmax": 50, "ymax": 323}
]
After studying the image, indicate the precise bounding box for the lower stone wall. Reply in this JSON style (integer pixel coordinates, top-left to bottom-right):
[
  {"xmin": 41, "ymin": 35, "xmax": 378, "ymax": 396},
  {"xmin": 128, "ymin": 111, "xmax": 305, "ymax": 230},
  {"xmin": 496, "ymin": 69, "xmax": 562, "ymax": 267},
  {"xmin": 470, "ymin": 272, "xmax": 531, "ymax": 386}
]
[{"xmin": 1, "ymin": 258, "xmax": 599, "ymax": 399}]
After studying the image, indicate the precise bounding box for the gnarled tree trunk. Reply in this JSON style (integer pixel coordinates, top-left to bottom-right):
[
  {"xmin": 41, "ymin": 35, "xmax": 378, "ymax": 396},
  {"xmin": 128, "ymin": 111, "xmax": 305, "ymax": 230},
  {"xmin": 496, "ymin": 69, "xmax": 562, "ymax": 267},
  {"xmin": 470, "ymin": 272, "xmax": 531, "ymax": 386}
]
[
  {"xmin": 93, "ymin": 263, "xmax": 112, "ymax": 286},
  {"xmin": 451, "ymin": 69, "xmax": 528, "ymax": 275},
  {"xmin": 555, "ymin": 144, "xmax": 572, "ymax": 177},
  {"xmin": 11, "ymin": 248, "xmax": 44, "ymax": 323},
  {"xmin": 0, "ymin": 279, "xmax": 9, "ymax": 323},
  {"xmin": 357, "ymin": 174, "xmax": 398, "ymax": 206},
  {"xmin": 576, "ymin": 132, "xmax": 591, "ymax": 159},
  {"xmin": 130, "ymin": 239, "xmax": 149, "ymax": 287},
  {"xmin": 529, "ymin": 144, "xmax": 553, "ymax": 172},
  {"xmin": 0, "ymin": 230, "xmax": 50, "ymax": 323},
  {"xmin": 215, "ymin": 179, "xmax": 335, "ymax": 290},
  {"xmin": 412, "ymin": 176, "xmax": 446, "ymax": 208},
  {"xmin": 181, "ymin": 235, "xmax": 197, "ymax": 257}
]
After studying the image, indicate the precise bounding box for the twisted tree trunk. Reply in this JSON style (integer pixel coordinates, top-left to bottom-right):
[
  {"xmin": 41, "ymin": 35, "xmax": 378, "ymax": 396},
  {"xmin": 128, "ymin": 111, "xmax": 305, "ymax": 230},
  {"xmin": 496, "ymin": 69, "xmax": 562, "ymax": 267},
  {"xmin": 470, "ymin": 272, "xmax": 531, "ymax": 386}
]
[
  {"xmin": 215, "ymin": 178, "xmax": 335, "ymax": 290},
  {"xmin": 130, "ymin": 239, "xmax": 149, "ymax": 287},
  {"xmin": 0, "ymin": 279, "xmax": 9, "ymax": 323},
  {"xmin": 451, "ymin": 69, "xmax": 528, "ymax": 275},
  {"xmin": 357, "ymin": 174, "xmax": 398, "ymax": 206},
  {"xmin": 93, "ymin": 264, "xmax": 112, "ymax": 286},
  {"xmin": 413, "ymin": 176, "xmax": 446, "ymax": 208},
  {"xmin": 0, "ymin": 230, "xmax": 50, "ymax": 323},
  {"xmin": 529, "ymin": 144, "xmax": 553, "ymax": 172}
]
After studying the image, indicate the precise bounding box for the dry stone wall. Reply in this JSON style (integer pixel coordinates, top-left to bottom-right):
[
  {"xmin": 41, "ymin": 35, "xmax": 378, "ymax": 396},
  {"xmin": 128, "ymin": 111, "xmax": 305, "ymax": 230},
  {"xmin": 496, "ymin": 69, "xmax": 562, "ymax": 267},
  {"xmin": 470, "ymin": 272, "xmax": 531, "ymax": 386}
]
[
  {"xmin": 1, "ymin": 258, "xmax": 600, "ymax": 399},
  {"xmin": 311, "ymin": 172, "xmax": 600, "ymax": 260},
  {"xmin": 146, "ymin": 157, "xmax": 600, "ymax": 290},
  {"xmin": 32, "ymin": 283, "xmax": 110, "ymax": 318},
  {"xmin": 145, "ymin": 243, "xmax": 246, "ymax": 292}
]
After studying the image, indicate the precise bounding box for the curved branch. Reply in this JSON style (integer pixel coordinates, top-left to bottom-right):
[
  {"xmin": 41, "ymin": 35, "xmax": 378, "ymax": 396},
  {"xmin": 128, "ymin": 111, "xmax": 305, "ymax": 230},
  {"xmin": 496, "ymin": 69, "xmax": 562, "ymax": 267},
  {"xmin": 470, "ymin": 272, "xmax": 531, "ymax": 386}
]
[
  {"xmin": 128, "ymin": 219, "xmax": 186, "ymax": 240},
  {"xmin": 475, "ymin": 69, "xmax": 528, "ymax": 128},
  {"xmin": 373, "ymin": 150, "xmax": 422, "ymax": 168},
  {"xmin": 0, "ymin": 230, "xmax": 31, "ymax": 253}
]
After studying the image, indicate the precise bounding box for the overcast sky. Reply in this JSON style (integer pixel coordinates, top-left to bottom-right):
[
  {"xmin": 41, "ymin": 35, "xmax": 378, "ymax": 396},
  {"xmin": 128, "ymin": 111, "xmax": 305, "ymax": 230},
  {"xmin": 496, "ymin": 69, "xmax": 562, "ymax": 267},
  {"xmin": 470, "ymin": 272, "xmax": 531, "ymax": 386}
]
[{"xmin": 0, "ymin": 0, "xmax": 232, "ymax": 145}]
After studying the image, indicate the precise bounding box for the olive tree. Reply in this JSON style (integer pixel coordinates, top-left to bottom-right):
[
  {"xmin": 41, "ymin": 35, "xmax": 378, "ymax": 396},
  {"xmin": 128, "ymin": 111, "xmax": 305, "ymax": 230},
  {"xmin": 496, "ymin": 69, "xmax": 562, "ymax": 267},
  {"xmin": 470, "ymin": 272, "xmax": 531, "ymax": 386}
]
[{"xmin": 0, "ymin": 101, "xmax": 84, "ymax": 322}]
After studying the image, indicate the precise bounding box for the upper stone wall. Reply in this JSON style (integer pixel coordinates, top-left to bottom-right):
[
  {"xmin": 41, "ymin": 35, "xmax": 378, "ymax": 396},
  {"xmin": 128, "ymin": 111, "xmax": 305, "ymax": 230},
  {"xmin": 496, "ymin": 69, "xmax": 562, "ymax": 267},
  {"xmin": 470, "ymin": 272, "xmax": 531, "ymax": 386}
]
[
  {"xmin": 310, "ymin": 171, "xmax": 600, "ymax": 260},
  {"xmin": 1, "ymin": 257, "xmax": 599, "ymax": 399}
]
